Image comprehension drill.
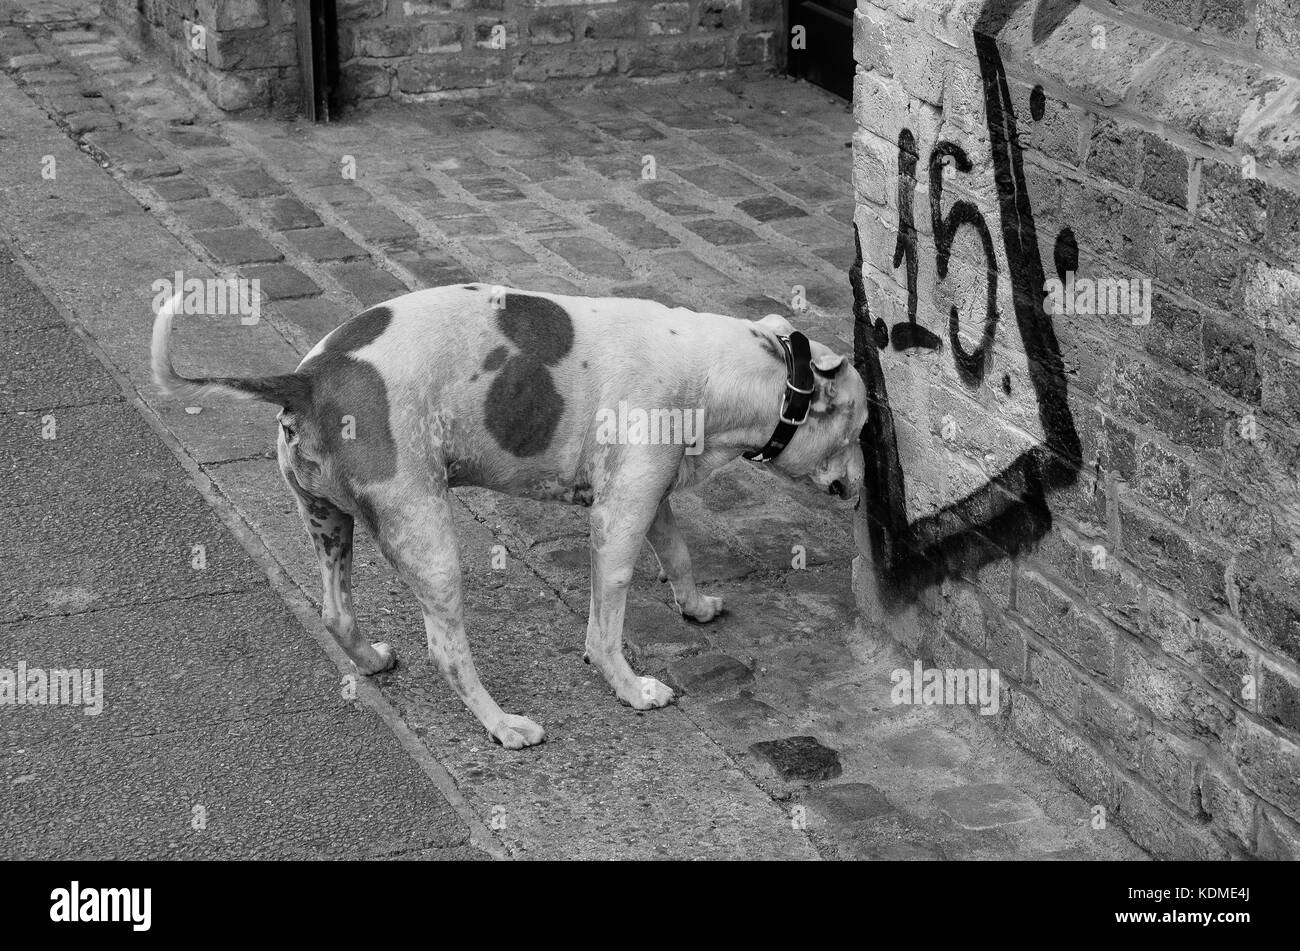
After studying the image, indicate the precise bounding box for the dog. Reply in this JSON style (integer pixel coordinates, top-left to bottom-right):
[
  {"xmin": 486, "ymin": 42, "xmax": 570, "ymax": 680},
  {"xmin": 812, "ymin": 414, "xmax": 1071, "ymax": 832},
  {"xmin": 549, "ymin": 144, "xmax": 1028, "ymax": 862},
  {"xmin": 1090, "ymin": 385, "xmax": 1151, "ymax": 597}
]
[{"xmin": 152, "ymin": 284, "xmax": 867, "ymax": 748}]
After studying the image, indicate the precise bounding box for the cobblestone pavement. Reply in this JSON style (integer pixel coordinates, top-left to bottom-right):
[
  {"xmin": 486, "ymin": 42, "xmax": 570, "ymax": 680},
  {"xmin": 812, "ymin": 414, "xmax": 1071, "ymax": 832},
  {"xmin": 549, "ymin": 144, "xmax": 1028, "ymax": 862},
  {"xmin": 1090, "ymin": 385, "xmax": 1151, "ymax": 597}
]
[{"xmin": 0, "ymin": 0, "xmax": 1146, "ymax": 858}]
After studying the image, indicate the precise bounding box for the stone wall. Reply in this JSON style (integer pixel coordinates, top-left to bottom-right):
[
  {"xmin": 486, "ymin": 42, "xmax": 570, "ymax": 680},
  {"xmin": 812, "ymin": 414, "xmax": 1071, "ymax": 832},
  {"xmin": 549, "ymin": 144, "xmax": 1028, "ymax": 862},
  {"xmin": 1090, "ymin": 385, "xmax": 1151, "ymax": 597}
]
[
  {"xmin": 104, "ymin": 0, "xmax": 301, "ymax": 112},
  {"xmin": 103, "ymin": 0, "xmax": 783, "ymax": 111},
  {"xmin": 338, "ymin": 0, "xmax": 781, "ymax": 101},
  {"xmin": 851, "ymin": 0, "xmax": 1300, "ymax": 859}
]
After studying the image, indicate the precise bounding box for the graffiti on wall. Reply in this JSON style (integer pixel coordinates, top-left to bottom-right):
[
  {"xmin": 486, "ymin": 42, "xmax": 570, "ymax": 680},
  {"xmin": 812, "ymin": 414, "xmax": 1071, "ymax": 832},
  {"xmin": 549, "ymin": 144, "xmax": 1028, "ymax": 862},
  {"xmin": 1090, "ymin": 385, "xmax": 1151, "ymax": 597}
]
[{"xmin": 853, "ymin": 0, "xmax": 1083, "ymax": 598}]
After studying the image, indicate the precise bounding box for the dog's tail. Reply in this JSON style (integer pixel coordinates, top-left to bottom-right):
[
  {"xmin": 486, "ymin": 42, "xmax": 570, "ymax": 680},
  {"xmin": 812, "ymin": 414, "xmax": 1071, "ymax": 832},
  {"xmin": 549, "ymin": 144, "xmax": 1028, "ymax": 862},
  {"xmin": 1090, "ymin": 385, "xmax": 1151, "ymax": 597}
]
[{"xmin": 151, "ymin": 291, "xmax": 311, "ymax": 412}]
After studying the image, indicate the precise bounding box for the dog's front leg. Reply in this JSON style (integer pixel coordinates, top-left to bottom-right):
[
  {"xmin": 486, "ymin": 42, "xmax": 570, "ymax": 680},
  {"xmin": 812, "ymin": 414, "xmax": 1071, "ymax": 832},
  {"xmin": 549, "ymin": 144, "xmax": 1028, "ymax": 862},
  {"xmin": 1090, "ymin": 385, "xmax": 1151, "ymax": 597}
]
[
  {"xmin": 645, "ymin": 497, "xmax": 724, "ymax": 623},
  {"xmin": 585, "ymin": 493, "xmax": 675, "ymax": 710}
]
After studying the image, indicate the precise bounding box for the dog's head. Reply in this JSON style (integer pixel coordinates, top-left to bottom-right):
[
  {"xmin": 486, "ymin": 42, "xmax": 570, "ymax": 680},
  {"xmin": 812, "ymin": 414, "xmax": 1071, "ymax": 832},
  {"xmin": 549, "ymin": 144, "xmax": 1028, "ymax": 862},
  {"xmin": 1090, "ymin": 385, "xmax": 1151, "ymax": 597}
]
[{"xmin": 754, "ymin": 314, "xmax": 867, "ymax": 501}]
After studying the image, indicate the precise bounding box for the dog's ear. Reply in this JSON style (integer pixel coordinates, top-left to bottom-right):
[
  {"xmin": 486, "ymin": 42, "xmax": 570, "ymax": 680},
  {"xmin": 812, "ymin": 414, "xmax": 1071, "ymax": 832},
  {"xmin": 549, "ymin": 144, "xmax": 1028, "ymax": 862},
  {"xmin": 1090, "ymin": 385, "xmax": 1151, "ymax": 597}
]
[
  {"xmin": 810, "ymin": 352, "xmax": 848, "ymax": 412},
  {"xmin": 813, "ymin": 352, "xmax": 847, "ymax": 376},
  {"xmin": 757, "ymin": 313, "xmax": 795, "ymax": 335}
]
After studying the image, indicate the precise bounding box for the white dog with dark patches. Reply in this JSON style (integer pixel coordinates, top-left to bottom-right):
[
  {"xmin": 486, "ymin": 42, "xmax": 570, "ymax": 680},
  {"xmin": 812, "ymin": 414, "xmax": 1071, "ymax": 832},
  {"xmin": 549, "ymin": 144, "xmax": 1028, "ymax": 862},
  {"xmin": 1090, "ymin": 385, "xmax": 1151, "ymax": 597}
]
[{"xmin": 153, "ymin": 284, "xmax": 867, "ymax": 749}]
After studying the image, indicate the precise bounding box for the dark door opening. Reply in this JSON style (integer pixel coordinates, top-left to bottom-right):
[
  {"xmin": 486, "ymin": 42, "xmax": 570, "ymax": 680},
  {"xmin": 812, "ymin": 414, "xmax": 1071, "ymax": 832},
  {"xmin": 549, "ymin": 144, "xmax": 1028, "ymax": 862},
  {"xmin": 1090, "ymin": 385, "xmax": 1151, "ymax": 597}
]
[
  {"xmin": 786, "ymin": 0, "xmax": 854, "ymax": 100},
  {"xmin": 296, "ymin": 0, "xmax": 341, "ymax": 121}
]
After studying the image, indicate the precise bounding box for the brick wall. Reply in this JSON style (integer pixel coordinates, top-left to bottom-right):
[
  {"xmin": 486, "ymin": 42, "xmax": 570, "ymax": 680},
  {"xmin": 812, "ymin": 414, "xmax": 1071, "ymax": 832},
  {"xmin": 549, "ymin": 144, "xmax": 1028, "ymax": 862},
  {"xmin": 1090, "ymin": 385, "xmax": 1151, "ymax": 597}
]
[
  {"xmin": 104, "ymin": 0, "xmax": 783, "ymax": 112},
  {"xmin": 338, "ymin": 0, "xmax": 781, "ymax": 101},
  {"xmin": 850, "ymin": 0, "xmax": 1300, "ymax": 859},
  {"xmin": 104, "ymin": 0, "xmax": 301, "ymax": 112}
]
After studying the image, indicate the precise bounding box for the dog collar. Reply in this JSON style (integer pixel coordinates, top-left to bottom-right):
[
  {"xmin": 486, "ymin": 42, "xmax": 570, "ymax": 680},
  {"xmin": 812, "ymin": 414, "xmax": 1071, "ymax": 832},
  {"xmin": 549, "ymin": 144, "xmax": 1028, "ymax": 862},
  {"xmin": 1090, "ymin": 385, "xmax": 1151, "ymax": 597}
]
[{"xmin": 744, "ymin": 331, "xmax": 815, "ymax": 463}]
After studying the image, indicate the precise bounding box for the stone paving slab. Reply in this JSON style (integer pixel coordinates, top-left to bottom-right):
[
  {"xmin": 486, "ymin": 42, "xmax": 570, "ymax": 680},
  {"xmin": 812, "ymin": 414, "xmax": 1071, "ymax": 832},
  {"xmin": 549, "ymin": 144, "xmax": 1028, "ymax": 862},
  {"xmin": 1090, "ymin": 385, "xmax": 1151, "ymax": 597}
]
[
  {"xmin": 0, "ymin": 244, "xmax": 473, "ymax": 861},
  {"xmin": 0, "ymin": 0, "xmax": 1150, "ymax": 860}
]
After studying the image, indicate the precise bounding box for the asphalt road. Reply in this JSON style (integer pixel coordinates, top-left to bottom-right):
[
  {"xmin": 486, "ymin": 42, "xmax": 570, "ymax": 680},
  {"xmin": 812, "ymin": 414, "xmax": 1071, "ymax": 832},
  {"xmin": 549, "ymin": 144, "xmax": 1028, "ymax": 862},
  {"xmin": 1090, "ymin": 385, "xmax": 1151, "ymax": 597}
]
[{"xmin": 0, "ymin": 241, "xmax": 481, "ymax": 859}]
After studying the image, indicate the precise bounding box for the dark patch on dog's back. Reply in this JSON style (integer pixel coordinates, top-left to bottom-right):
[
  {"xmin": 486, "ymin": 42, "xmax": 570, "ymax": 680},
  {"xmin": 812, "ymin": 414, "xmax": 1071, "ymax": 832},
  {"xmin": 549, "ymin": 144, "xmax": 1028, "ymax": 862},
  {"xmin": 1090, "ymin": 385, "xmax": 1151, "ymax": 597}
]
[
  {"xmin": 483, "ymin": 345, "xmax": 508, "ymax": 371},
  {"xmin": 483, "ymin": 293, "xmax": 574, "ymax": 457},
  {"xmin": 497, "ymin": 294, "xmax": 574, "ymax": 362},
  {"xmin": 319, "ymin": 305, "xmax": 393, "ymax": 357}
]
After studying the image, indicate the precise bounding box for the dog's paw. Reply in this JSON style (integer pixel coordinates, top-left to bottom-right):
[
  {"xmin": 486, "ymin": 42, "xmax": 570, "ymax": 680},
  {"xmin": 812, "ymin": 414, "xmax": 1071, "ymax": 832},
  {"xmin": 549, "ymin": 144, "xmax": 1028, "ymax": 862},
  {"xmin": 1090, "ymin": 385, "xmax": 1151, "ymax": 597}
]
[
  {"xmin": 490, "ymin": 714, "xmax": 546, "ymax": 750},
  {"xmin": 681, "ymin": 594, "xmax": 724, "ymax": 624},
  {"xmin": 357, "ymin": 641, "xmax": 397, "ymax": 675},
  {"xmin": 621, "ymin": 676, "xmax": 675, "ymax": 710}
]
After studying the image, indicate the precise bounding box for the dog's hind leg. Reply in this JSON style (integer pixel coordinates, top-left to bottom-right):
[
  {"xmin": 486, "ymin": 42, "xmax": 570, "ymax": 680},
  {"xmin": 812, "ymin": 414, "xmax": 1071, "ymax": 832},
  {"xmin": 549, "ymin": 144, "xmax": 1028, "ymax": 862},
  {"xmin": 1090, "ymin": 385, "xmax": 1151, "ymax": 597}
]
[
  {"xmin": 586, "ymin": 492, "xmax": 676, "ymax": 710},
  {"xmin": 369, "ymin": 486, "xmax": 545, "ymax": 750},
  {"xmin": 645, "ymin": 497, "xmax": 724, "ymax": 623},
  {"xmin": 287, "ymin": 479, "xmax": 396, "ymax": 675}
]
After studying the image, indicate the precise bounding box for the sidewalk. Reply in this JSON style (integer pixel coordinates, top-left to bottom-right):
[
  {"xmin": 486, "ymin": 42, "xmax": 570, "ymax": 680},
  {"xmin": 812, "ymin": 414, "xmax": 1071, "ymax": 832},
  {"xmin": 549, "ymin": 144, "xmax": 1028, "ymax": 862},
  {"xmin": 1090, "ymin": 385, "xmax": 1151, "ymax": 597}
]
[
  {"xmin": 0, "ymin": 0, "xmax": 1146, "ymax": 859},
  {"xmin": 0, "ymin": 241, "xmax": 484, "ymax": 858}
]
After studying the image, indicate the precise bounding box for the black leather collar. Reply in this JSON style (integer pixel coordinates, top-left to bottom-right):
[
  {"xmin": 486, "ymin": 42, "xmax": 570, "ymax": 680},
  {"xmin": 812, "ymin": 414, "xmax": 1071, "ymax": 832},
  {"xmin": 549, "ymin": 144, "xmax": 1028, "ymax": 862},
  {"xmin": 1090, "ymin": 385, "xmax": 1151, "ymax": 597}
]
[{"xmin": 744, "ymin": 331, "xmax": 814, "ymax": 463}]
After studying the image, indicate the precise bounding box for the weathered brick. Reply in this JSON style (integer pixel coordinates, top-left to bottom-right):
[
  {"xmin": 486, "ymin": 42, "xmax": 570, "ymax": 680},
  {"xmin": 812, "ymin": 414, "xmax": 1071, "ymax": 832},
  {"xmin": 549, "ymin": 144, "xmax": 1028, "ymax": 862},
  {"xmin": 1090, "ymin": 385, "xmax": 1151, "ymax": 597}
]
[
  {"xmin": 172, "ymin": 199, "xmax": 241, "ymax": 230},
  {"xmin": 355, "ymin": 25, "xmax": 415, "ymax": 58},
  {"xmin": 1119, "ymin": 501, "xmax": 1228, "ymax": 613},
  {"xmin": 1242, "ymin": 260, "xmax": 1300, "ymax": 352},
  {"xmin": 698, "ymin": 0, "xmax": 743, "ymax": 30},
  {"xmin": 192, "ymin": 227, "xmax": 283, "ymax": 265},
  {"xmin": 581, "ymin": 7, "xmax": 637, "ymax": 38},
  {"xmin": 736, "ymin": 30, "xmax": 775, "ymax": 65},
  {"xmin": 196, "ymin": 0, "xmax": 267, "ymax": 31},
  {"xmin": 1260, "ymin": 347, "xmax": 1300, "ymax": 418},
  {"xmin": 527, "ymin": 11, "xmax": 573, "ymax": 44},
  {"xmin": 541, "ymin": 235, "xmax": 631, "ymax": 280},
  {"xmin": 283, "ymin": 227, "xmax": 367, "ymax": 261},
  {"xmin": 1200, "ymin": 762, "xmax": 1257, "ymax": 850},
  {"xmin": 1260, "ymin": 658, "xmax": 1300, "ymax": 736},
  {"xmin": 1079, "ymin": 684, "xmax": 1144, "ymax": 770},
  {"xmin": 221, "ymin": 167, "xmax": 287, "ymax": 198},
  {"xmin": 1265, "ymin": 186, "xmax": 1300, "ymax": 266},
  {"xmin": 1148, "ymin": 596, "xmax": 1253, "ymax": 704},
  {"xmin": 625, "ymin": 37, "xmax": 726, "ymax": 74},
  {"xmin": 1121, "ymin": 640, "xmax": 1234, "ymax": 740},
  {"xmin": 513, "ymin": 47, "xmax": 618, "ymax": 81},
  {"xmin": 1116, "ymin": 778, "xmax": 1229, "ymax": 859},
  {"xmin": 1150, "ymin": 218, "xmax": 1240, "ymax": 314},
  {"xmin": 586, "ymin": 203, "xmax": 678, "ymax": 249},
  {"xmin": 1134, "ymin": 439, "xmax": 1192, "ymax": 523},
  {"xmin": 1140, "ymin": 729, "xmax": 1205, "ymax": 816},
  {"xmin": 683, "ymin": 217, "xmax": 760, "ymax": 246},
  {"xmin": 262, "ymin": 197, "xmax": 322, "ymax": 231},
  {"xmin": 646, "ymin": 2, "xmax": 690, "ymax": 35},
  {"xmin": 1026, "ymin": 644, "xmax": 1082, "ymax": 719},
  {"xmin": 1084, "ymin": 116, "xmax": 1140, "ymax": 187},
  {"xmin": 150, "ymin": 177, "xmax": 209, "ymax": 201},
  {"xmin": 473, "ymin": 18, "xmax": 518, "ymax": 49},
  {"xmin": 1202, "ymin": 317, "xmax": 1262, "ymax": 404},
  {"xmin": 326, "ymin": 262, "xmax": 410, "ymax": 305},
  {"xmin": 1196, "ymin": 159, "xmax": 1268, "ymax": 243},
  {"xmin": 1257, "ymin": 0, "xmax": 1300, "ymax": 59},
  {"xmin": 1137, "ymin": 134, "xmax": 1188, "ymax": 209},
  {"xmin": 1104, "ymin": 355, "xmax": 1224, "ymax": 451},
  {"xmin": 1230, "ymin": 717, "xmax": 1300, "ymax": 821},
  {"xmin": 240, "ymin": 262, "xmax": 321, "ymax": 300},
  {"xmin": 1257, "ymin": 804, "xmax": 1300, "ymax": 859},
  {"xmin": 1006, "ymin": 690, "xmax": 1123, "ymax": 813}
]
